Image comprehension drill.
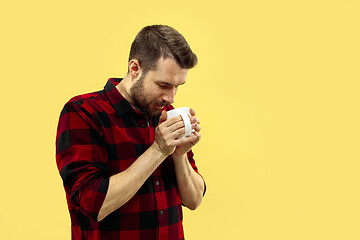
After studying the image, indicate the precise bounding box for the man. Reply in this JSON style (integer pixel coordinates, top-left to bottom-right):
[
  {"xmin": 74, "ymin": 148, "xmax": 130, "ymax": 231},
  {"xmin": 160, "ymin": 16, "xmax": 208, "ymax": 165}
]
[{"xmin": 56, "ymin": 25, "xmax": 205, "ymax": 240}]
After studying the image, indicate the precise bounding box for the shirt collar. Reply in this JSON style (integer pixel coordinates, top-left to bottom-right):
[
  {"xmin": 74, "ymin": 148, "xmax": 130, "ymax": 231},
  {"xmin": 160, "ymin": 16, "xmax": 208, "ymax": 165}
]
[{"xmin": 104, "ymin": 78, "xmax": 134, "ymax": 117}]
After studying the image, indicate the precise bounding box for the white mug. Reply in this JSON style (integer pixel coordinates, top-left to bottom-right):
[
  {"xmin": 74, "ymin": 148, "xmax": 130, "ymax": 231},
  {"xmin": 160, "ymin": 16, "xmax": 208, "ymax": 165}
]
[{"xmin": 166, "ymin": 107, "xmax": 192, "ymax": 138}]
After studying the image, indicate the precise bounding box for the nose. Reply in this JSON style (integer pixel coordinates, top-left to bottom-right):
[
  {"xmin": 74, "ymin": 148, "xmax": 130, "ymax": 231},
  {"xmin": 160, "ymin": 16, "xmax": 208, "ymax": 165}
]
[{"xmin": 162, "ymin": 88, "xmax": 176, "ymax": 104}]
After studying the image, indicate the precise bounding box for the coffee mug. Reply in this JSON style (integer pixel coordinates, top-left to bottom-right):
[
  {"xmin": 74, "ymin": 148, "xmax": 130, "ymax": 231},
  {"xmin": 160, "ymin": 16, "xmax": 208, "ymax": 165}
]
[{"xmin": 166, "ymin": 107, "xmax": 192, "ymax": 138}]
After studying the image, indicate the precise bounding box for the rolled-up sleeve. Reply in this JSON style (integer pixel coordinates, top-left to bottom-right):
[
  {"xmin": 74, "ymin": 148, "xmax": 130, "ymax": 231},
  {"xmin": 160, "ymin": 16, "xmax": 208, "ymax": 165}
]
[{"xmin": 56, "ymin": 102, "xmax": 109, "ymax": 221}]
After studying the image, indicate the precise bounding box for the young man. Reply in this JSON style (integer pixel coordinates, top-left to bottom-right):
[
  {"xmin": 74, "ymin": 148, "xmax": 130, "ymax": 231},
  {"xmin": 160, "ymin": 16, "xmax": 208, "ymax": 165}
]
[{"xmin": 56, "ymin": 25, "xmax": 205, "ymax": 240}]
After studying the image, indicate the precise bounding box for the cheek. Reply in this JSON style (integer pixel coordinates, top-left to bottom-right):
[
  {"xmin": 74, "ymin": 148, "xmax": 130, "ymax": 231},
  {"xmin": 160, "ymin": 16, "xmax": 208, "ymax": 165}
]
[
  {"xmin": 152, "ymin": 89, "xmax": 164, "ymax": 99},
  {"xmin": 147, "ymin": 92, "xmax": 162, "ymax": 103}
]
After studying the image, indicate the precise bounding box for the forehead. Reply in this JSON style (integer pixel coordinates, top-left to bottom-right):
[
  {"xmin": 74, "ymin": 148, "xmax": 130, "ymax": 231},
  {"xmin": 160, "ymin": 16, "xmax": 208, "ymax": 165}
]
[{"xmin": 147, "ymin": 57, "xmax": 188, "ymax": 85}]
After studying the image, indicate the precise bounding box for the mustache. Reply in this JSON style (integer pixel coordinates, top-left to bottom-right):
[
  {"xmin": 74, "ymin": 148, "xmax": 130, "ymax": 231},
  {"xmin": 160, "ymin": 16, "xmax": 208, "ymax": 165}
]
[{"xmin": 154, "ymin": 101, "xmax": 170, "ymax": 107}]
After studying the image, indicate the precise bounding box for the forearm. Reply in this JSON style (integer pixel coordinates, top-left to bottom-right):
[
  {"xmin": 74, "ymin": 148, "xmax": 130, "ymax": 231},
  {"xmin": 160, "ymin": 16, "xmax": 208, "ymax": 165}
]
[
  {"xmin": 173, "ymin": 153, "xmax": 204, "ymax": 210},
  {"xmin": 97, "ymin": 144, "xmax": 166, "ymax": 221}
]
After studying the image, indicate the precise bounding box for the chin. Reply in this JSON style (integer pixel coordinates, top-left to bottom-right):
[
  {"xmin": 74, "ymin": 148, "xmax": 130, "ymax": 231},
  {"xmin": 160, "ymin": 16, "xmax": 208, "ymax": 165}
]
[
  {"xmin": 148, "ymin": 107, "xmax": 162, "ymax": 118},
  {"xmin": 148, "ymin": 104, "xmax": 162, "ymax": 116},
  {"xmin": 151, "ymin": 110, "xmax": 162, "ymax": 118}
]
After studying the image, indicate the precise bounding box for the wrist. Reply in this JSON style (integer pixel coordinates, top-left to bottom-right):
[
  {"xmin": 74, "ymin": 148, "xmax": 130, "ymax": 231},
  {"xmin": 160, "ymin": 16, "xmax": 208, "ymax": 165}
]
[
  {"xmin": 172, "ymin": 152, "xmax": 187, "ymax": 161},
  {"xmin": 151, "ymin": 142, "xmax": 170, "ymax": 158}
]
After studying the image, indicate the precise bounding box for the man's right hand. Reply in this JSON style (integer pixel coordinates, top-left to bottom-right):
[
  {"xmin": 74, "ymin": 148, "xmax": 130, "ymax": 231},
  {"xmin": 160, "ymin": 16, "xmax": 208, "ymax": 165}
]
[{"xmin": 153, "ymin": 110, "xmax": 197, "ymax": 157}]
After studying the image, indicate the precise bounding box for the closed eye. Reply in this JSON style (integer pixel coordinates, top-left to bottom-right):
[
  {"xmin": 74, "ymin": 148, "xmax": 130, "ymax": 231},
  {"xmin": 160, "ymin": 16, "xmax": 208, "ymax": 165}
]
[{"xmin": 158, "ymin": 84, "xmax": 173, "ymax": 89}]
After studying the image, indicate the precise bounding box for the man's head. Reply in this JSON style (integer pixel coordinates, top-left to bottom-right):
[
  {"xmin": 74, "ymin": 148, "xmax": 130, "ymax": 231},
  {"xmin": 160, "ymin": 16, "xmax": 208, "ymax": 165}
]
[
  {"xmin": 125, "ymin": 25, "xmax": 197, "ymax": 118},
  {"xmin": 128, "ymin": 24, "xmax": 198, "ymax": 76}
]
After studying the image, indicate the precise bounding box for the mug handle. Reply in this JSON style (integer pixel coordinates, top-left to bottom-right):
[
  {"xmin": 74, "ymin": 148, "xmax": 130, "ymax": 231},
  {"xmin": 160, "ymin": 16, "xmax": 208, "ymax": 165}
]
[{"xmin": 179, "ymin": 112, "xmax": 192, "ymax": 137}]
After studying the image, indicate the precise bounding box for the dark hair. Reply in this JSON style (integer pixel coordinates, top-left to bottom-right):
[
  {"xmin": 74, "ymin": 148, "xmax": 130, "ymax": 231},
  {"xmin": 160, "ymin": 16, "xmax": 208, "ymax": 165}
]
[{"xmin": 128, "ymin": 25, "xmax": 198, "ymax": 74}]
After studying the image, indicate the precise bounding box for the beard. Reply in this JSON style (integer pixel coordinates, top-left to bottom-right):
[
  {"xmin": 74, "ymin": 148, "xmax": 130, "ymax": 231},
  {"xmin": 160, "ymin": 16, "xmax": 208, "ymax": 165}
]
[{"xmin": 130, "ymin": 75, "xmax": 169, "ymax": 118}]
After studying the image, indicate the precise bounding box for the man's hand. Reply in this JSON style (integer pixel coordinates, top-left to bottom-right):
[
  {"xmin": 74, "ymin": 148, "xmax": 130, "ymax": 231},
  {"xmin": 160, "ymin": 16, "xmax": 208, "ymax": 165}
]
[
  {"xmin": 153, "ymin": 109, "xmax": 201, "ymax": 157},
  {"xmin": 173, "ymin": 108, "xmax": 201, "ymax": 157}
]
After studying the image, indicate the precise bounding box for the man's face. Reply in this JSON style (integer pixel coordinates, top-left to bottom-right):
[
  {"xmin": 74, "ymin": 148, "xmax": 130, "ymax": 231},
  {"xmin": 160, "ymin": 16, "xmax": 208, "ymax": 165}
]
[{"xmin": 130, "ymin": 57, "xmax": 188, "ymax": 118}]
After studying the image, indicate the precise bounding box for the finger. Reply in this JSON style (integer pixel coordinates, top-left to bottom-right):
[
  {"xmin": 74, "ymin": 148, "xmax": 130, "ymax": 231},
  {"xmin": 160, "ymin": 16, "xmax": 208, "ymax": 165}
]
[
  {"xmin": 191, "ymin": 123, "xmax": 201, "ymax": 132},
  {"xmin": 168, "ymin": 120, "xmax": 185, "ymax": 133},
  {"xmin": 163, "ymin": 115, "xmax": 183, "ymax": 128},
  {"xmin": 191, "ymin": 132, "xmax": 201, "ymax": 145},
  {"xmin": 195, "ymin": 132, "xmax": 201, "ymax": 141},
  {"xmin": 190, "ymin": 117, "xmax": 200, "ymax": 124},
  {"xmin": 174, "ymin": 134, "xmax": 197, "ymax": 145},
  {"xmin": 158, "ymin": 110, "xmax": 167, "ymax": 125},
  {"xmin": 169, "ymin": 126, "xmax": 187, "ymax": 139},
  {"xmin": 189, "ymin": 108, "xmax": 196, "ymax": 117}
]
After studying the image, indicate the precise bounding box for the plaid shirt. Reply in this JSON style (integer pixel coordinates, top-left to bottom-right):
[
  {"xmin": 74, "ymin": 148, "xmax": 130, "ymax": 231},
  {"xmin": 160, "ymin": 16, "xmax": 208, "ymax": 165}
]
[{"xmin": 56, "ymin": 78, "xmax": 204, "ymax": 240}]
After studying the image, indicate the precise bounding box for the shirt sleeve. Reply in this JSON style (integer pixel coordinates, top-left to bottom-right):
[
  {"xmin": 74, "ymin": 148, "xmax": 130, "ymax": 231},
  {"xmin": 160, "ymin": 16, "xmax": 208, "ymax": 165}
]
[{"xmin": 56, "ymin": 102, "xmax": 109, "ymax": 222}]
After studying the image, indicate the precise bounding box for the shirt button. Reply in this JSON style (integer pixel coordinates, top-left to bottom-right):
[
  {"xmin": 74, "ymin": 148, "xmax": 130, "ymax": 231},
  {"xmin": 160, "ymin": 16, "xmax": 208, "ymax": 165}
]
[
  {"xmin": 160, "ymin": 210, "xmax": 164, "ymax": 216},
  {"xmin": 155, "ymin": 181, "xmax": 160, "ymax": 186}
]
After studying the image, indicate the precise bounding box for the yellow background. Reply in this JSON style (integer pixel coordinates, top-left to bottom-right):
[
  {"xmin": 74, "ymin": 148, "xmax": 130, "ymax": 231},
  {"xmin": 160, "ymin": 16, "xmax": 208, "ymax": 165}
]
[{"xmin": 1, "ymin": 0, "xmax": 359, "ymax": 239}]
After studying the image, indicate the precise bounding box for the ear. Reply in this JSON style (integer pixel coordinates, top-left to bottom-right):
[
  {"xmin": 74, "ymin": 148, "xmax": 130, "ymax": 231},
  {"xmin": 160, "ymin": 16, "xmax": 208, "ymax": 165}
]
[{"xmin": 128, "ymin": 59, "xmax": 142, "ymax": 81}]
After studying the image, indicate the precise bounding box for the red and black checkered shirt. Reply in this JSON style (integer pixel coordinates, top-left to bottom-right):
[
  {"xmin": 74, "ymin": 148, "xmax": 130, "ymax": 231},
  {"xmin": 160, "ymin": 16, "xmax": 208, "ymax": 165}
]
[{"xmin": 56, "ymin": 78, "xmax": 204, "ymax": 240}]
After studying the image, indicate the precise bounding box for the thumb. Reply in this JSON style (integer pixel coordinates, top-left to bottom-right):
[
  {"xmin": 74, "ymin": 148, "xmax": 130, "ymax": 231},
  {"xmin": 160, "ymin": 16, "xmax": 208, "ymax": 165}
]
[{"xmin": 158, "ymin": 110, "xmax": 167, "ymax": 124}]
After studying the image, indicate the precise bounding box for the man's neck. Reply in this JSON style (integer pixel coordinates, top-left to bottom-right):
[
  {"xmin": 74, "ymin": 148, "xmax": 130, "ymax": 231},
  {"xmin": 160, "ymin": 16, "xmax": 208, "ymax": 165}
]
[
  {"xmin": 116, "ymin": 75, "xmax": 134, "ymax": 105},
  {"xmin": 116, "ymin": 76, "xmax": 150, "ymax": 119}
]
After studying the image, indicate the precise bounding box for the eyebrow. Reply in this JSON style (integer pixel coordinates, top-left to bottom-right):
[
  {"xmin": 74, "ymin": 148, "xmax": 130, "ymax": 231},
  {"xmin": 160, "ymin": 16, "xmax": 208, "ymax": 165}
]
[{"xmin": 156, "ymin": 81, "xmax": 186, "ymax": 87}]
